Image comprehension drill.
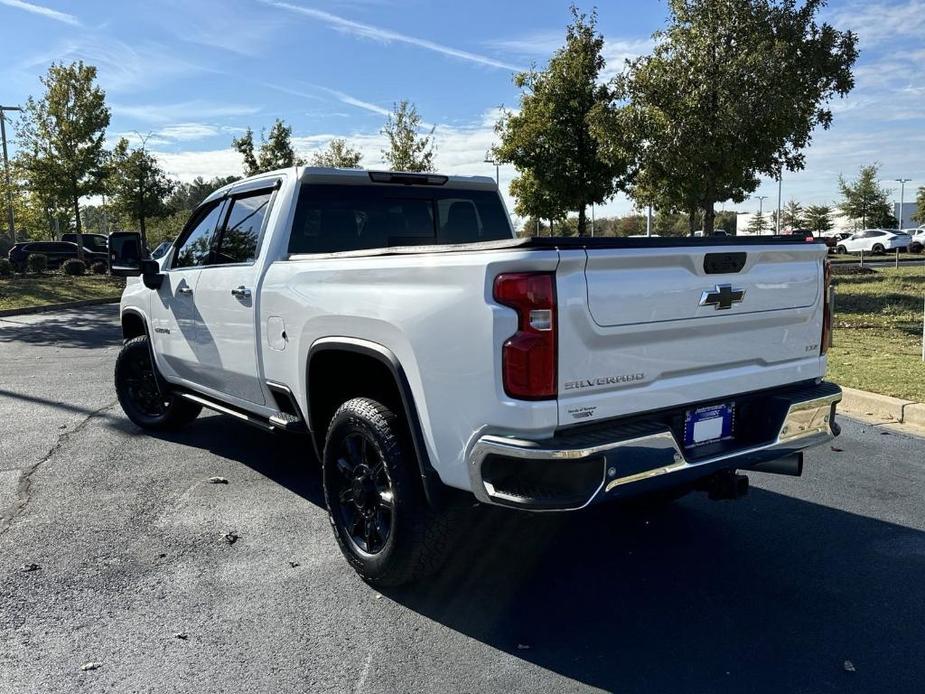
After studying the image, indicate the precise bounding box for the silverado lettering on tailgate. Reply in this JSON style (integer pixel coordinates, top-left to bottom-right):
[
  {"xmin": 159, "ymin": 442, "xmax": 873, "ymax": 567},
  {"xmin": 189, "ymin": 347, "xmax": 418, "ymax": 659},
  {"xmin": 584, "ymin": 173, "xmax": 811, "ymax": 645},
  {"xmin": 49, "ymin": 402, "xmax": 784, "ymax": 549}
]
[{"xmin": 564, "ymin": 373, "xmax": 646, "ymax": 391}]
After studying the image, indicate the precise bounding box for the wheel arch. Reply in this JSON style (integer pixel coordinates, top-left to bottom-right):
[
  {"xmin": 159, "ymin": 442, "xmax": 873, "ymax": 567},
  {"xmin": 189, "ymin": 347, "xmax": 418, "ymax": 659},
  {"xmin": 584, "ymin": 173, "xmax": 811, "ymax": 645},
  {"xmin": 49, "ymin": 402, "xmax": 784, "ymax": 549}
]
[
  {"xmin": 121, "ymin": 308, "xmax": 148, "ymax": 342},
  {"xmin": 306, "ymin": 337, "xmax": 446, "ymax": 509}
]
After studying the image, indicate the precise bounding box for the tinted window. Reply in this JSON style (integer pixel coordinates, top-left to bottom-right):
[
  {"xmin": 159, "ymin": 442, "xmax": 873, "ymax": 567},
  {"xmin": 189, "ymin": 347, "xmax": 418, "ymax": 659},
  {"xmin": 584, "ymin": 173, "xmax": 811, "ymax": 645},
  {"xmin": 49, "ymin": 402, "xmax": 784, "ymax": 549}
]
[
  {"xmin": 213, "ymin": 190, "xmax": 273, "ymax": 264},
  {"xmin": 31, "ymin": 242, "xmax": 73, "ymax": 253},
  {"xmin": 288, "ymin": 184, "xmax": 511, "ymax": 254},
  {"xmin": 174, "ymin": 202, "xmax": 224, "ymax": 268}
]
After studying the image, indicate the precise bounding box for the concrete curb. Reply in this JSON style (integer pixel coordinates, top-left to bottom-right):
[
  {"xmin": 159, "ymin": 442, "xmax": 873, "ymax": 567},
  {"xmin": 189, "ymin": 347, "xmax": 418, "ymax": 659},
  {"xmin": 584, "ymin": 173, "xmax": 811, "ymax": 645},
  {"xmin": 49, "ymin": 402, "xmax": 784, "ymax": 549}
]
[
  {"xmin": 840, "ymin": 387, "xmax": 911, "ymax": 422},
  {"xmin": 0, "ymin": 296, "xmax": 120, "ymax": 318},
  {"xmin": 839, "ymin": 387, "xmax": 925, "ymax": 431}
]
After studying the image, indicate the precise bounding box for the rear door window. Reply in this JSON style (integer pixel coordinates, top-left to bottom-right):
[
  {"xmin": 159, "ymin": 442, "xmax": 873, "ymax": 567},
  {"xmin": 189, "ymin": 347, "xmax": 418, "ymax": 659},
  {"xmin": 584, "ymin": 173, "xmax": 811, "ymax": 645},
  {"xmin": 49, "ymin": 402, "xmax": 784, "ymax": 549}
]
[
  {"xmin": 288, "ymin": 184, "xmax": 511, "ymax": 254},
  {"xmin": 212, "ymin": 189, "xmax": 274, "ymax": 265}
]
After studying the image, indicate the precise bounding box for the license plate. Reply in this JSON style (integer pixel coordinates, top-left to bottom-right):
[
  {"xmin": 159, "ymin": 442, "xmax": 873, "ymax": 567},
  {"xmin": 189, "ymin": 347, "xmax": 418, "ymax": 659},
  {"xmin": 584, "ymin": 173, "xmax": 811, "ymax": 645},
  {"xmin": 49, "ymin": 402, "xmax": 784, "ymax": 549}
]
[{"xmin": 683, "ymin": 403, "xmax": 734, "ymax": 448}]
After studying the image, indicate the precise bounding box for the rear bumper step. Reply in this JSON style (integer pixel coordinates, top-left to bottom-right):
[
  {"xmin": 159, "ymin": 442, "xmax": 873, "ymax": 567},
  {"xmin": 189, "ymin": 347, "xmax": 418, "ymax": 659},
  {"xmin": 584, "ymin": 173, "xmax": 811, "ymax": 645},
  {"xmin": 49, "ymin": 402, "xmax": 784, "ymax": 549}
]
[{"xmin": 468, "ymin": 382, "xmax": 841, "ymax": 511}]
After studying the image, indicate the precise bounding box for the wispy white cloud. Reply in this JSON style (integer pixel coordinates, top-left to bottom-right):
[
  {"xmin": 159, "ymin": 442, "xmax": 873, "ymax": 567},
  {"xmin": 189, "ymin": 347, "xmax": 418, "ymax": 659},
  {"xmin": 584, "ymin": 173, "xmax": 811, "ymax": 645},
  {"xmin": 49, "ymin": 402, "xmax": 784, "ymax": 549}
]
[
  {"xmin": 485, "ymin": 31, "xmax": 651, "ymax": 80},
  {"xmin": 263, "ymin": 81, "xmax": 395, "ymax": 120},
  {"xmin": 20, "ymin": 38, "xmax": 205, "ymax": 93},
  {"xmin": 116, "ymin": 123, "xmax": 244, "ymax": 148},
  {"xmin": 0, "ymin": 0, "xmax": 79, "ymax": 26},
  {"xmin": 258, "ymin": 0, "xmax": 524, "ymax": 71},
  {"xmin": 153, "ymin": 148, "xmax": 246, "ymax": 181},
  {"xmin": 831, "ymin": 0, "xmax": 925, "ymax": 47},
  {"xmin": 317, "ymin": 86, "xmax": 393, "ymax": 118},
  {"xmin": 111, "ymin": 101, "xmax": 261, "ymax": 124}
]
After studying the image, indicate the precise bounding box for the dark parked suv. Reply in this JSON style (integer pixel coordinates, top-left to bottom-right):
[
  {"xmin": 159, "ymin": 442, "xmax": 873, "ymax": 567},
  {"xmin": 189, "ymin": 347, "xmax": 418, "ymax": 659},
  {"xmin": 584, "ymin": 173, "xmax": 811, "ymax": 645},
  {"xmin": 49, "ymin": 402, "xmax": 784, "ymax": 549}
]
[
  {"xmin": 62, "ymin": 232, "xmax": 108, "ymax": 254},
  {"xmin": 7, "ymin": 241, "xmax": 109, "ymax": 272}
]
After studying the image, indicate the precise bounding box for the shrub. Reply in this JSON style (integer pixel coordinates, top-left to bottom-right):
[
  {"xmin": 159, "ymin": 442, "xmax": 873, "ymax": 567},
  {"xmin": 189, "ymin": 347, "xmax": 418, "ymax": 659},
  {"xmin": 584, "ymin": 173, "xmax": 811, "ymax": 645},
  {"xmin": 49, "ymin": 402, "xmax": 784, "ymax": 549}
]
[
  {"xmin": 0, "ymin": 257, "xmax": 13, "ymax": 277},
  {"xmin": 27, "ymin": 253, "xmax": 48, "ymax": 273},
  {"xmin": 90, "ymin": 260, "xmax": 108, "ymax": 275},
  {"xmin": 62, "ymin": 258, "xmax": 87, "ymax": 276}
]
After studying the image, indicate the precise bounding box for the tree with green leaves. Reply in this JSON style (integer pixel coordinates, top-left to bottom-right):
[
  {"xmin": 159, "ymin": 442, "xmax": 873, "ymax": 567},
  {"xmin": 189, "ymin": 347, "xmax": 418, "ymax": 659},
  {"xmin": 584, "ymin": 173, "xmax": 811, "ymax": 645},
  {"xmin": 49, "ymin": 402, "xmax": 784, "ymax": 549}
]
[
  {"xmin": 782, "ymin": 200, "xmax": 804, "ymax": 230},
  {"xmin": 804, "ymin": 205, "xmax": 834, "ymax": 233},
  {"xmin": 747, "ymin": 211, "xmax": 770, "ymax": 234},
  {"xmin": 509, "ymin": 169, "xmax": 568, "ymax": 233},
  {"xmin": 495, "ymin": 7, "xmax": 628, "ymax": 236},
  {"xmin": 107, "ymin": 137, "xmax": 175, "ymax": 248},
  {"xmin": 913, "ymin": 187, "xmax": 925, "ymax": 225},
  {"xmin": 166, "ymin": 175, "xmax": 239, "ymax": 213},
  {"xmin": 232, "ymin": 119, "xmax": 305, "ymax": 176},
  {"xmin": 604, "ymin": 0, "xmax": 858, "ymax": 234},
  {"xmin": 838, "ymin": 164, "xmax": 895, "ymax": 229},
  {"xmin": 15, "ymin": 61, "xmax": 111, "ymax": 257},
  {"xmin": 311, "ymin": 138, "xmax": 363, "ymax": 168},
  {"xmin": 381, "ymin": 100, "xmax": 435, "ymax": 172}
]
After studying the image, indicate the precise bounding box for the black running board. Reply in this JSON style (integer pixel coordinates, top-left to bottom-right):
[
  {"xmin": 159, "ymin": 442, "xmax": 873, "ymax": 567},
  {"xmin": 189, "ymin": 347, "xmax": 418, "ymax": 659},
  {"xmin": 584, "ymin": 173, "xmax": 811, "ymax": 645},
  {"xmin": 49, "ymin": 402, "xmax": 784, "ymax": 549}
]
[{"xmin": 176, "ymin": 391, "xmax": 304, "ymax": 433}]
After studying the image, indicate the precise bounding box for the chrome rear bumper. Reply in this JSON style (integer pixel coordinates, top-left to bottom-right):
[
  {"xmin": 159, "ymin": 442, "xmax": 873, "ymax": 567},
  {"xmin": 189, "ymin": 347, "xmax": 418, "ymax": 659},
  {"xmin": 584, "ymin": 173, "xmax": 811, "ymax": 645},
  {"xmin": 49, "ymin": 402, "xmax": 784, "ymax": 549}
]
[{"xmin": 469, "ymin": 382, "xmax": 841, "ymax": 511}]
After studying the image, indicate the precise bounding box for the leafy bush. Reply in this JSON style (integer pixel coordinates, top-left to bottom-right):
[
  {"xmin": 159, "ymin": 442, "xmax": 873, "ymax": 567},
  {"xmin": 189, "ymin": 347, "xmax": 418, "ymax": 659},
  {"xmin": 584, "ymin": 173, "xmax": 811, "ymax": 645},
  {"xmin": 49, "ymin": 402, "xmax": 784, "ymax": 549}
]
[
  {"xmin": 0, "ymin": 257, "xmax": 13, "ymax": 277},
  {"xmin": 90, "ymin": 260, "xmax": 108, "ymax": 275},
  {"xmin": 62, "ymin": 258, "xmax": 87, "ymax": 276},
  {"xmin": 27, "ymin": 253, "xmax": 48, "ymax": 273}
]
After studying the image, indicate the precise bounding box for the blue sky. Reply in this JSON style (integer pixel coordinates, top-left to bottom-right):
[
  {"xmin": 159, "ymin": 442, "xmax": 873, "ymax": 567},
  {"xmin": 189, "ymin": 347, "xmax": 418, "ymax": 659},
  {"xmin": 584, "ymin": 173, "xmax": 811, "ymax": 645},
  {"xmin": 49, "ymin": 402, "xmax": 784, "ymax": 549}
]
[{"xmin": 2, "ymin": 0, "xmax": 924, "ymax": 218}]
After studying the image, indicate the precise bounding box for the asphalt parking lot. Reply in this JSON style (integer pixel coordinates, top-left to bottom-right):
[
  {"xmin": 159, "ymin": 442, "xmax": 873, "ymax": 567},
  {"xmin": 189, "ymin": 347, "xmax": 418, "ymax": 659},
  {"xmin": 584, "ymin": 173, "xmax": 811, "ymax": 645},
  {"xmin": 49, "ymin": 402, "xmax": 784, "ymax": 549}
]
[{"xmin": 1, "ymin": 306, "xmax": 924, "ymax": 693}]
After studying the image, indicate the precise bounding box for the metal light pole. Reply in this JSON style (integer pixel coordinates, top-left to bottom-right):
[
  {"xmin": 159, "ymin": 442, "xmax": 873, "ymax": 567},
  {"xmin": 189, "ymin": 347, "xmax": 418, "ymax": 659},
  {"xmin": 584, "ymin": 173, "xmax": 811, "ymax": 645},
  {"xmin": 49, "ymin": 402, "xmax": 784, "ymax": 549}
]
[
  {"xmin": 895, "ymin": 178, "xmax": 911, "ymax": 229},
  {"xmin": 753, "ymin": 195, "xmax": 768, "ymax": 234},
  {"xmin": 776, "ymin": 175, "xmax": 783, "ymax": 234},
  {"xmin": 1, "ymin": 105, "xmax": 23, "ymax": 244},
  {"xmin": 483, "ymin": 155, "xmax": 499, "ymax": 186}
]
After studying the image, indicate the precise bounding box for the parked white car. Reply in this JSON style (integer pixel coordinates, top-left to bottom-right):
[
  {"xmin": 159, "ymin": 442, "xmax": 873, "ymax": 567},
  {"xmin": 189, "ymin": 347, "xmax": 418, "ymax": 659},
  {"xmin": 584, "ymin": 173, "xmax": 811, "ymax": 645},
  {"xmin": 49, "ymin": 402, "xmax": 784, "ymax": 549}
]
[
  {"xmin": 903, "ymin": 229, "xmax": 925, "ymax": 253},
  {"xmin": 108, "ymin": 166, "xmax": 841, "ymax": 585},
  {"xmin": 834, "ymin": 229, "xmax": 911, "ymax": 255}
]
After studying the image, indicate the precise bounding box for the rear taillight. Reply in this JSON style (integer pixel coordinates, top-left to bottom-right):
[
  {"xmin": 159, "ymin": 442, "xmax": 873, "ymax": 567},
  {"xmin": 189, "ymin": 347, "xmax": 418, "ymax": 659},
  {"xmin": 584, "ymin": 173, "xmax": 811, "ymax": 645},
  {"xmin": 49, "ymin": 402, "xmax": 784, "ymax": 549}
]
[
  {"xmin": 821, "ymin": 259, "xmax": 834, "ymax": 355},
  {"xmin": 493, "ymin": 272, "xmax": 557, "ymax": 400}
]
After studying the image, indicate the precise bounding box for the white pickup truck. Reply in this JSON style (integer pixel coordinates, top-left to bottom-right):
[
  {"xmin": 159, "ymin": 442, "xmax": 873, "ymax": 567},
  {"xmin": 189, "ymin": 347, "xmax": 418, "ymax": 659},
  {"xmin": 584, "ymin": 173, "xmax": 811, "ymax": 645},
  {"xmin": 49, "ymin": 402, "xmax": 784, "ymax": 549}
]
[{"xmin": 110, "ymin": 167, "xmax": 841, "ymax": 585}]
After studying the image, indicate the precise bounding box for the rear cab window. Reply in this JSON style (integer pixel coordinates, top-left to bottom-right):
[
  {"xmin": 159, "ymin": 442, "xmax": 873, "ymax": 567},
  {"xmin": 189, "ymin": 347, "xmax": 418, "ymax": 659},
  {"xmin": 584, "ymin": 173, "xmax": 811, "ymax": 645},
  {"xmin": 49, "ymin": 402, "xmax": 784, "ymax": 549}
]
[{"xmin": 287, "ymin": 183, "xmax": 512, "ymax": 255}]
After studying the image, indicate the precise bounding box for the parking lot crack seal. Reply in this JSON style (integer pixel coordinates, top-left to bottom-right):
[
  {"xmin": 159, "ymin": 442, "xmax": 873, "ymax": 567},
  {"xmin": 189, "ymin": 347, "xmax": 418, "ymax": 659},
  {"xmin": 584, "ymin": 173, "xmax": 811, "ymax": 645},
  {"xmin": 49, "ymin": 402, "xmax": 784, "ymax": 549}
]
[{"xmin": 0, "ymin": 399, "xmax": 118, "ymax": 537}]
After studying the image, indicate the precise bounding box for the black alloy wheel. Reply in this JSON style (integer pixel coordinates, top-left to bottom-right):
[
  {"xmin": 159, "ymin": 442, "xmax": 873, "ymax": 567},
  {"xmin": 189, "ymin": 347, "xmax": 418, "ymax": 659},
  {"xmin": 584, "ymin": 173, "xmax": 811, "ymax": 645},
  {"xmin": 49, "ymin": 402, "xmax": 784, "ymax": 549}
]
[
  {"xmin": 330, "ymin": 430, "xmax": 395, "ymax": 555},
  {"xmin": 114, "ymin": 335, "xmax": 201, "ymax": 430}
]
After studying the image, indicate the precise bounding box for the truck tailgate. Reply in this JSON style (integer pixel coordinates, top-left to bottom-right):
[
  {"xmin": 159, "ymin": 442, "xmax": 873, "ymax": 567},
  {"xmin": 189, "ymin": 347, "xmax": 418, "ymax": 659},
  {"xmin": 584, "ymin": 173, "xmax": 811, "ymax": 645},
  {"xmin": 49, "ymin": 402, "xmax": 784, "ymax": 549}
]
[{"xmin": 556, "ymin": 243, "xmax": 828, "ymax": 426}]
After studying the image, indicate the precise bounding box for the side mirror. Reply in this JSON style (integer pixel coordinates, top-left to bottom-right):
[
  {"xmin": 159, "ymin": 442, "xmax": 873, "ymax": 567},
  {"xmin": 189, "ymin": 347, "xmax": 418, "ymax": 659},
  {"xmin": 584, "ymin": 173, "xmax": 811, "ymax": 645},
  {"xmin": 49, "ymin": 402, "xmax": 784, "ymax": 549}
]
[
  {"xmin": 109, "ymin": 231, "xmax": 163, "ymax": 290},
  {"xmin": 109, "ymin": 231, "xmax": 145, "ymax": 276}
]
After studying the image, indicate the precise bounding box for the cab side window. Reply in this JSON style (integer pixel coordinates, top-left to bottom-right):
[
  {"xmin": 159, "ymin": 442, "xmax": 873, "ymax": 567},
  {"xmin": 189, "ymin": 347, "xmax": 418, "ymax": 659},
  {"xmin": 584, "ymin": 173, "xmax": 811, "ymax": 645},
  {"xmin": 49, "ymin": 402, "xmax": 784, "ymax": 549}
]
[
  {"xmin": 173, "ymin": 201, "xmax": 225, "ymax": 269},
  {"xmin": 212, "ymin": 190, "xmax": 273, "ymax": 265}
]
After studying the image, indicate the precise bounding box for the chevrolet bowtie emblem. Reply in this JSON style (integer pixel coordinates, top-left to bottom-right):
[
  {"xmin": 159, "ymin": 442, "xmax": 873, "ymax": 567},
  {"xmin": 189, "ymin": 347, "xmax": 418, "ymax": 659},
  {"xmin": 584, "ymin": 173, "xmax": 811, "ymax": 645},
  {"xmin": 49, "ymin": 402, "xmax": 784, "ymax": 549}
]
[{"xmin": 699, "ymin": 284, "xmax": 745, "ymax": 310}]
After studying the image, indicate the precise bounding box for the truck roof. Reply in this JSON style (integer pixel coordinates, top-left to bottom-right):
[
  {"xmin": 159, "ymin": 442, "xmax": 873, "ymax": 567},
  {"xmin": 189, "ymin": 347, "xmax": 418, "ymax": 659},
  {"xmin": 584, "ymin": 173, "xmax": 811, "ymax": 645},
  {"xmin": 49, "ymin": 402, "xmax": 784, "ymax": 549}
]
[{"xmin": 202, "ymin": 166, "xmax": 497, "ymax": 205}]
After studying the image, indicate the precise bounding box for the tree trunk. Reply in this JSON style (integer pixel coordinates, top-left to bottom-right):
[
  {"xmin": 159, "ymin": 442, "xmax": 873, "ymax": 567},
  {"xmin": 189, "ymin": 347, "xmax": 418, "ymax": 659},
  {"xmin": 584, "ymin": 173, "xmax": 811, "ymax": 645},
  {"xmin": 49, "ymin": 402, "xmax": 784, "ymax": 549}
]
[
  {"xmin": 577, "ymin": 206, "xmax": 587, "ymax": 237},
  {"xmin": 703, "ymin": 200, "xmax": 715, "ymax": 234},
  {"xmin": 139, "ymin": 213, "xmax": 147, "ymax": 251},
  {"xmin": 688, "ymin": 209, "xmax": 697, "ymax": 236},
  {"xmin": 73, "ymin": 193, "xmax": 84, "ymax": 261}
]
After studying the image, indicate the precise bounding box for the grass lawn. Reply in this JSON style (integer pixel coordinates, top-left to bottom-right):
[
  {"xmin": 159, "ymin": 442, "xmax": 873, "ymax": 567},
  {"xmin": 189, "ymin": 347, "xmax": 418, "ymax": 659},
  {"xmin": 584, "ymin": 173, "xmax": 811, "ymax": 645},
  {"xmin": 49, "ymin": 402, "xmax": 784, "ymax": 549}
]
[
  {"xmin": 0, "ymin": 273, "xmax": 125, "ymax": 312},
  {"xmin": 827, "ymin": 266, "xmax": 925, "ymax": 401}
]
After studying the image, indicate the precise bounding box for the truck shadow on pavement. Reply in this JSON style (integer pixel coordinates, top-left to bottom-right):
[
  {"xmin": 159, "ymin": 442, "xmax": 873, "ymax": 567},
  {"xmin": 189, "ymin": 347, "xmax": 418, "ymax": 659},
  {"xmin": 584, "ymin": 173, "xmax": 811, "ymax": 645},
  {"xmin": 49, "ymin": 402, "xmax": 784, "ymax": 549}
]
[
  {"xmin": 386, "ymin": 492, "xmax": 925, "ymax": 693},
  {"xmin": 122, "ymin": 413, "xmax": 925, "ymax": 693},
  {"xmin": 0, "ymin": 307, "xmax": 121, "ymax": 350}
]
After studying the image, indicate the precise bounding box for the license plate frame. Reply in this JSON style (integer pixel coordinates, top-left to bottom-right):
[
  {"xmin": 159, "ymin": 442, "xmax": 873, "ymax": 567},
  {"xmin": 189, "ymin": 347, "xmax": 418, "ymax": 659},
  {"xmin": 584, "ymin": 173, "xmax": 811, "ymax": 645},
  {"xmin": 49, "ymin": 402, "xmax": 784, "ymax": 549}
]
[{"xmin": 683, "ymin": 402, "xmax": 735, "ymax": 448}]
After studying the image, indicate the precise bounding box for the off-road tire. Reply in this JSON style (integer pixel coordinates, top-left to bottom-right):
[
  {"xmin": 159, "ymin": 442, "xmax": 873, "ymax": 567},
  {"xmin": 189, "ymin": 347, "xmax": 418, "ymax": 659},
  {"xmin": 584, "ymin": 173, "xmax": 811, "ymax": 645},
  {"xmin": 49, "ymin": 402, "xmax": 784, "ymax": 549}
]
[
  {"xmin": 323, "ymin": 397, "xmax": 458, "ymax": 586},
  {"xmin": 115, "ymin": 335, "xmax": 201, "ymax": 430}
]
